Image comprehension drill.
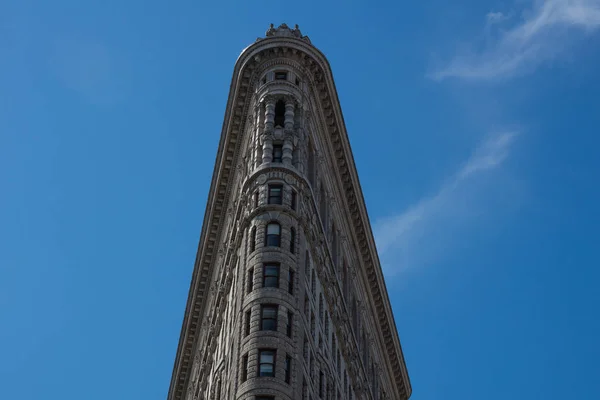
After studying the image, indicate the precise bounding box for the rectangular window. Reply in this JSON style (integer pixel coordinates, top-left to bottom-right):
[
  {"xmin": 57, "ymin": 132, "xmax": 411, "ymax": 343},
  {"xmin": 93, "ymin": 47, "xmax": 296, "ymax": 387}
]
[
  {"xmin": 261, "ymin": 304, "xmax": 278, "ymax": 331},
  {"xmin": 247, "ymin": 267, "xmax": 254, "ymax": 293},
  {"xmin": 275, "ymin": 71, "xmax": 288, "ymax": 80},
  {"xmin": 272, "ymin": 145, "xmax": 283, "ymax": 163},
  {"xmin": 319, "ymin": 370, "xmax": 324, "ymax": 397},
  {"xmin": 263, "ymin": 264, "xmax": 280, "ymax": 288},
  {"xmin": 258, "ymin": 349, "xmax": 276, "ymax": 377},
  {"xmin": 268, "ymin": 185, "xmax": 282, "ymax": 204},
  {"xmin": 241, "ymin": 354, "xmax": 248, "ymax": 382},
  {"xmin": 284, "ymin": 354, "xmax": 292, "ymax": 383},
  {"xmin": 254, "ymin": 191, "xmax": 259, "ymax": 208},
  {"xmin": 265, "ymin": 223, "xmax": 281, "ymax": 247},
  {"xmin": 288, "ymin": 270, "xmax": 295, "ymax": 294},
  {"xmin": 245, "ymin": 310, "xmax": 251, "ymax": 336},
  {"xmin": 291, "ymin": 190, "xmax": 297, "ymax": 210},
  {"xmin": 287, "ymin": 311, "xmax": 293, "ymax": 337}
]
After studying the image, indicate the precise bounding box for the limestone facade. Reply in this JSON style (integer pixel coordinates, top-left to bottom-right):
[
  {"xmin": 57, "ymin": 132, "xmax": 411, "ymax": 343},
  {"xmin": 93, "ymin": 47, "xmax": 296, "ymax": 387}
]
[{"xmin": 167, "ymin": 24, "xmax": 411, "ymax": 400}]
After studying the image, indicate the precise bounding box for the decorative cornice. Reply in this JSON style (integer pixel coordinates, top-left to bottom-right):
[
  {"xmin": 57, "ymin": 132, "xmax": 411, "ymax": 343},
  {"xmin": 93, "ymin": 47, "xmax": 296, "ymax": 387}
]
[{"xmin": 167, "ymin": 28, "xmax": 411, "ymax": 400}]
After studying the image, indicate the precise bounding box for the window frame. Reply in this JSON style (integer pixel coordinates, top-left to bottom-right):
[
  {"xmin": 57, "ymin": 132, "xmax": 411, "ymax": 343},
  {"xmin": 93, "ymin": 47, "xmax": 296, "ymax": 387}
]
[
  {"xmin": 260, "ymin": 304, "xmax": 278, "ymax": 331},
  {"xmin": 247, "ymin": 267, "xmax": 254, "ymax": 293},
  {"xmin": 272, "ymin": 144, "xmax": 283, "ymax": 163},
  {"xmin": 250, "ymin": 226, "xmax": 257, "ymax": 252},
  {"xmin": 268, "ymin": 185, "xmax": 283, "ymax": 205},
  {"xmin": 291, "ymin": 190, "xmax": 297, "ymax": 210},
  {"xmin": 284, "ymin": 354, "xmax": 292, "ymax": 384},
  {"xmin": 288, "ymin": 269, "xmax": 295, "ymax": 295},
  {"xmin": 286, "ymin": 311, "xmax": 293, "ymax": 337},
  {"xmin": 274, "ymin": 71, "xmax": 288, "ymax": 81},
  {"xmin": 262, "ymin": 263, "xmax": 280, "ymax": 288},
  {"xmin": 265, "ymin": 222, "xmax": 281, "ymax": 247},
  {"xmin": 258, "ymin": 349, "xmax": 277, "ymax": 377}
]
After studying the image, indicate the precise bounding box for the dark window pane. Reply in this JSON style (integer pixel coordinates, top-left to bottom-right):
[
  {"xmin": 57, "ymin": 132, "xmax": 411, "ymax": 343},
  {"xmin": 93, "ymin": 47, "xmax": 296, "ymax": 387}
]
[
  {"xmin": 268, "ymin": 186, "xmax": 282, "ymax": 204},
  {"xmin": 275, "ymin": 71, "xmax": 287, "ymax": 80},
  {"xmin": 261, "ymin": 305, "xmax": 278, "ymax": 331},
  {"xmin": 263, "ymin": 264, "xmax": 279, "ymax": 288},
  {"xmin": 258, "ymin": 350, "xmax": 276, "ymax": 377},
  {"xmin": 265, "ymin": 222, "xmax": 281, "ymax": 247},
  {"xmin": 291, "ymin": 191, "xmax": 297, "ymax": 210},
  {"xmin": 272, "ymin": 145, "xmax": 283, "ymax": 163}
]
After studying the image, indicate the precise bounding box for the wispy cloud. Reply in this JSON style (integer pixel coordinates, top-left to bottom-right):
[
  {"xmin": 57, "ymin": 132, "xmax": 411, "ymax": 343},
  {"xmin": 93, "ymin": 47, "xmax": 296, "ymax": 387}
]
[
  {"xmin": 374, "ymin": 132, "xmax": 519, "ymax": 275},
  {"xmin": 431, "ymin": 0, "xmax": 600, "ymax": 81}
]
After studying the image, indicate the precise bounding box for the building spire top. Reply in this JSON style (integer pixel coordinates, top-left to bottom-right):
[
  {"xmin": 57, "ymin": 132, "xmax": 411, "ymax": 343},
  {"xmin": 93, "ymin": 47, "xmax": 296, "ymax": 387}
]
[{"xmin": 262, "ymin": 23, "xmax": 311, "ymax": 44}]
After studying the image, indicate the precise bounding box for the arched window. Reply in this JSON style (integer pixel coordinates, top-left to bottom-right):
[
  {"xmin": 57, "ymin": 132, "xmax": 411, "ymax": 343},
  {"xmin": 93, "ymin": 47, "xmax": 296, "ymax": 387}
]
[
  {"xmin": 290, "ymin": 227, "xmax": 296, "ymax": 253},
  {"xmin": 250, "ymin": 227, "xmax": 257, "ymax": 252},
  {"xmin": 265, "ymin": 222, "xmax": 281, "ymax": 247},
  {"xmin": 274, "ymin": 100, "xmax": 285, "ymax": 127}
]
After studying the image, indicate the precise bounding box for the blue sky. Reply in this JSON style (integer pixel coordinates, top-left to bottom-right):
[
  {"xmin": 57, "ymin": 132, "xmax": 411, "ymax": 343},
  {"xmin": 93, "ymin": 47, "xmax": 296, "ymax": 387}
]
[{"xmin": 2, "ymin": 0, "xmax": 600, "ymax": 399}]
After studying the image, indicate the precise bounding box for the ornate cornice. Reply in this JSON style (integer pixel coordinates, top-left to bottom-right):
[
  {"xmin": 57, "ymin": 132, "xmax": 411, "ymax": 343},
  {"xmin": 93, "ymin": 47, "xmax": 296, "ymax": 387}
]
[{"xmin": 167, "ymin": 27, "xmax": 411, "ymax": 400}]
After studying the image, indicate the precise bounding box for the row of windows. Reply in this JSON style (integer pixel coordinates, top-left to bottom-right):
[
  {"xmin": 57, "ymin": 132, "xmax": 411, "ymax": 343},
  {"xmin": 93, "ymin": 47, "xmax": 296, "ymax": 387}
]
[
  {"xmin": 246, "ymin": 263, "xmax": 294, "ymax": 294},
  {"xmin": 244, "ymin": 305, "xmax": 293, "ymax": 337},
  {"xmin": 241, "ymin": 350, "xmax": 292, "ymax": 383}
]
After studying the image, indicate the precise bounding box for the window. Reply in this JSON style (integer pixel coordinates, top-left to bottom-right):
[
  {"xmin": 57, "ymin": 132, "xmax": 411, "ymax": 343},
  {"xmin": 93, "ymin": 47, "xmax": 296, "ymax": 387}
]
[
  {"xmin": 291, "ymin": 190, "xmax": 297, "ymax": 210},
  {"xmin": 263, "ymin": 263, "xmax": 279, "ymax": 288},
  {"xmin": 241, "ymin": 353, "xmax": 248, "ymax": 382},
  {"xmin": 261, "ymin": 76, "xmax": 267, "ymax": 85},
  {"xmin": 319, "ymin": 370, "xmax": 324, "ymax": 397},
  {"xmin": 274, "ymin": 100, "xmax": 285, "ymax": 127},
  {"xmin": 256, "ymin": 396, "xmax": 274, "ymax": 400},
  {"xmin": 250, "ymin": 227, "xmax": 256, "ymax": 252},
  {"xmin": 265, "ymin": 222, "xmax": 281, "ymax": 247},
  {"xmin": 272, "ymin": 144, "xmax": 283, "ymax": 163},
  {"xmin": 268, "ymin": 185, "xmax": 282, "ymax": 204},
  {"xmin": 287, "ymin": 311, "xmax": 293, "ymax": 337},
  {"xmin": 285, "ymin": 354, "xmax": 292, "ymax": 383},
  {"xmin": 261, "ymin": 304, "xmax": 278, "ymax": 331},
  {"xmin": 247, "ymin": 267, "xmax": 254, "ymax": 293},
  {"xmin": 254, "ymin": 191, "xmax": 259, "ymax": 208},
  {"xmin": 290, "ymin": 227, "xmax": 296, "ymax": 253},
  {"xmin": 295, "ymin": 77, "xmax": 300, "ymax": 86},
  {"xmin": 288, "ymin": 269, "xmax": 294, "ymax": 295},
  {"xmin": 275, "ymin": 71, "xmax": 288, "ymax": 80},
  {"xmin": 258, "ymin": 349, "xmax": 276, "ymax": 377},
  {"xmin": 245, "ymin": 310, "xmax": 251, "ymax": 336}
]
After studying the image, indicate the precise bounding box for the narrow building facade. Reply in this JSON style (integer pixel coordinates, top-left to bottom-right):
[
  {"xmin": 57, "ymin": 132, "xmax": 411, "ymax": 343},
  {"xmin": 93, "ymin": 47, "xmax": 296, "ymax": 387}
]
[{"xmin": 167, "ymin": 24, "xmax": 411, "ymax": 400}]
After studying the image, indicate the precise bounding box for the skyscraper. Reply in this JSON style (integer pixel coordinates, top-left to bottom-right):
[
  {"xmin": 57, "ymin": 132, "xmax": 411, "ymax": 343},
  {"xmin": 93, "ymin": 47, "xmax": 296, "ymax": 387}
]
[{"xmin": 168, "ymin": 24, "xmax": 411, "ymax": 400}]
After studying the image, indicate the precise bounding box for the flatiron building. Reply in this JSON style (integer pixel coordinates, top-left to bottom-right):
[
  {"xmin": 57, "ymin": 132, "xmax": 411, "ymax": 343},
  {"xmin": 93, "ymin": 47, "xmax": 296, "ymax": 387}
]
[{"xmin": 168, "ymin": 24, "xmax": 411, "ymax": 400}]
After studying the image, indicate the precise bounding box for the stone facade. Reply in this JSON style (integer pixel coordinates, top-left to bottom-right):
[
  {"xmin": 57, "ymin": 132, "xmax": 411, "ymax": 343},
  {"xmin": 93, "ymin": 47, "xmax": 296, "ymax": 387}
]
[{"xmin": 167, "ymin": 24, "xmax": 412, "ymax": 400}]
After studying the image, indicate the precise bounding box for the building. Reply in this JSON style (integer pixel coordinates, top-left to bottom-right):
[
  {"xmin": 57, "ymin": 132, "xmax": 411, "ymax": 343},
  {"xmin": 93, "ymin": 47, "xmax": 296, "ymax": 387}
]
[{"xmin": 167, "ymin": 24, "xmax": 411, "ymax": 400}]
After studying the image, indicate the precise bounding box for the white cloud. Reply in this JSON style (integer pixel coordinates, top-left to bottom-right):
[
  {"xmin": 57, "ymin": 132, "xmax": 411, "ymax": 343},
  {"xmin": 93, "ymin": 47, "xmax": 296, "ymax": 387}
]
[
  {"xmin": 431, "ymin": 0, "xmax": 600, "ymax": 81},
  {"xmin": 374, "ymin": 132, "xmax": 519, "ymax": 275}
]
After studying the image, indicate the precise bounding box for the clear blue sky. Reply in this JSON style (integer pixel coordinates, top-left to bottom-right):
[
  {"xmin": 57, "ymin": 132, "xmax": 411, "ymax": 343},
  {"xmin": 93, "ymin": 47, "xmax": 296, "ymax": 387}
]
[{"xmin": 2, "ymin": 1, "xmax": 600, "ymax": 399}]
